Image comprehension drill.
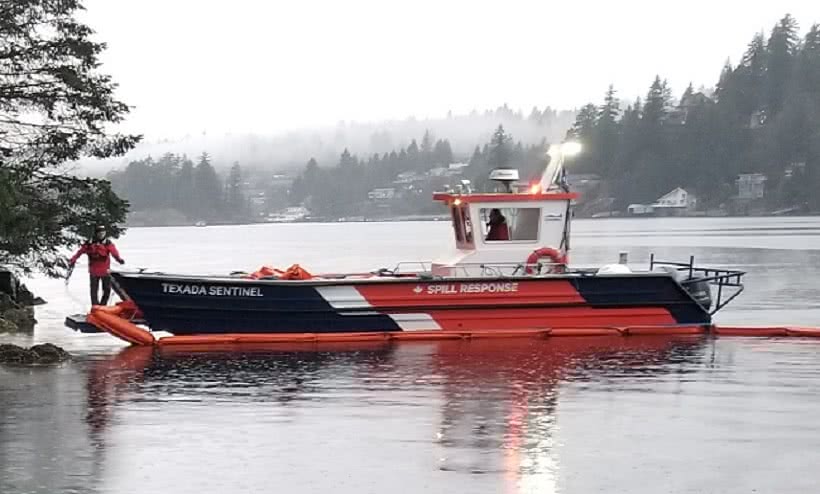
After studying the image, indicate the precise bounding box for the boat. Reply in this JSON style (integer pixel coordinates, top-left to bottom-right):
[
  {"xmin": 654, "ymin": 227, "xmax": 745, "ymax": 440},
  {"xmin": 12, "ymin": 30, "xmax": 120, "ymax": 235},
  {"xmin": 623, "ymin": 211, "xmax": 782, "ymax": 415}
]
[{"xmin": 80, "ymin": 143, "xmax": 748, "ymax": 345}]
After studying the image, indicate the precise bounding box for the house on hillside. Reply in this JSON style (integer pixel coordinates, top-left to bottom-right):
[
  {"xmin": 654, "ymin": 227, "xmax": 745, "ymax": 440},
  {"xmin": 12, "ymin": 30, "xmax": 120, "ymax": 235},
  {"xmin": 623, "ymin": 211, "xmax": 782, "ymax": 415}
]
[
  {"xmin": 367, "ymin": 187, "xmax": 396, "ymax": 200},
  {"xmin": 627, "ymin": 187, "xmax": 697, "ymax": 217},
  {"xmin": 736, "ymin": 173, "xmax": 766, "ymax": 199},
  {"xmin": 666, "ymin": 92, "xmax": 714, "ymax": 125},
  {"xmin": 651, "ymin": 187, "xmax": 697, "ymax": 216}
]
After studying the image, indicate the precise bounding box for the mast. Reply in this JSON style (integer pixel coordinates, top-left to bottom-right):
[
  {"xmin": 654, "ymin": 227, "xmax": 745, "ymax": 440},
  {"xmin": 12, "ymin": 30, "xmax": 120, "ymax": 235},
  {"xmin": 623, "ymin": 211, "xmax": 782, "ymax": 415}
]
[{"xmin": 539, "ymin": 142, "xmax": 582, "ymax": 191}]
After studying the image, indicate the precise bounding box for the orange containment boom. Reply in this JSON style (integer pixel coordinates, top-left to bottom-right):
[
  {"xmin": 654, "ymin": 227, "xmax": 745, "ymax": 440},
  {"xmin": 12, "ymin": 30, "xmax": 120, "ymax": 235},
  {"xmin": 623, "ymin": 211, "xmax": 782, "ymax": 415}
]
[{"xmin": 83, "ymin": 305, "xmax": 820, "ymax": 348}]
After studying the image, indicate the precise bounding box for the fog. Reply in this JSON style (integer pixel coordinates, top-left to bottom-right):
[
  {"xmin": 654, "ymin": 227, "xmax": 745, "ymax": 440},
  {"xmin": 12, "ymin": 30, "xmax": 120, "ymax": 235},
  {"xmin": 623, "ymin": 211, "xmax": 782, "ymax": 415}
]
[
  {"xmin": 80, "ymin": 107, "xmax": 574, "ymax": 173},
  {"xmin": 75, "ymin": 0, "xmax": 820, "ymax": 173}
]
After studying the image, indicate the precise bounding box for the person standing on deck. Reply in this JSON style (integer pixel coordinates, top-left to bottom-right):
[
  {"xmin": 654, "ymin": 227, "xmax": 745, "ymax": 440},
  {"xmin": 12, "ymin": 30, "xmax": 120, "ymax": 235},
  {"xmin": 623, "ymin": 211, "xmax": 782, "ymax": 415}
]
[{"xmin": 68, "ymin": 225, "xmax": 125, "ymax": 305}]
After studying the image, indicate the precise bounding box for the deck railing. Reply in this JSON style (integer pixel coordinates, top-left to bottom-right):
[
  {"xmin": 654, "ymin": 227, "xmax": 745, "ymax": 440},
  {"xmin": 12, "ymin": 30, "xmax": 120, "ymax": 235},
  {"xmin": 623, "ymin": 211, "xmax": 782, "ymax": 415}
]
[{"xmin": 649, "ymin": 254, "xmax": 746, "ymax": 314}]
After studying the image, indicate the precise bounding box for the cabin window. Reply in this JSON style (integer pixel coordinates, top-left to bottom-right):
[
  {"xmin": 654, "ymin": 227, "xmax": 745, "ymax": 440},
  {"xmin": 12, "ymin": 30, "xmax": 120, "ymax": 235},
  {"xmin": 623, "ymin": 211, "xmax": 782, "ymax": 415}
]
[{"xmin": 480, "ymin": 207, "xmax": 540, "ymax": 242}]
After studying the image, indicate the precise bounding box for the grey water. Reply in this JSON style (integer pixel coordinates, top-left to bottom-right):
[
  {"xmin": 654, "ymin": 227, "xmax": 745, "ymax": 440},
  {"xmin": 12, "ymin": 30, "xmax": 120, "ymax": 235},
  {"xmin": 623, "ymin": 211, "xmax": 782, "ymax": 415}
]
[{"xmin": 2, "ymin": 217, "xmax": 820, "ymax": 493}]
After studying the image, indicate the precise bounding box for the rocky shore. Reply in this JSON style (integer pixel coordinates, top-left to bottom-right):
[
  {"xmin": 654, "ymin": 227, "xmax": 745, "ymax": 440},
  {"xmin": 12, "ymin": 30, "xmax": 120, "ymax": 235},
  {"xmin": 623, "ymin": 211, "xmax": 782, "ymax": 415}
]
[
  {"xmin": 0, "ymin": 269, "xmax": 45, "ymax": 333},
  {"xmin": 0, "ymin": 343, "xmax": 71, "ymax": 364},
  {"xmin": 0, "ymin": 270, "xmax": 72, "ymax": 364}
]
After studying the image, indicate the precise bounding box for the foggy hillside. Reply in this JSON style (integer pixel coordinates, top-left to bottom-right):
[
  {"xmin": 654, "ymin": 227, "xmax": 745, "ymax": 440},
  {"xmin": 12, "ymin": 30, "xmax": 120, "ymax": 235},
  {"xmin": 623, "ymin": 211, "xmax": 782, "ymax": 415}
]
[{"xmin": 80, "ymin": 105, "xmax": 576, "ymax": 173}]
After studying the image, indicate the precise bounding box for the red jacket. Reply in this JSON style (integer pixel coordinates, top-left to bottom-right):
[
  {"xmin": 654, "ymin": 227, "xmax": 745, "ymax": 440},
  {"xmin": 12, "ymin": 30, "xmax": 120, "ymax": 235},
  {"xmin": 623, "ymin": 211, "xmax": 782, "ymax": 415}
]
[
  {"xmin": 486, "ymin": 222, "xmax": 509, "ymax": 241},
  {"xmin": 69, "ymin": 241, "xmax": 122, "ymax": 277}
]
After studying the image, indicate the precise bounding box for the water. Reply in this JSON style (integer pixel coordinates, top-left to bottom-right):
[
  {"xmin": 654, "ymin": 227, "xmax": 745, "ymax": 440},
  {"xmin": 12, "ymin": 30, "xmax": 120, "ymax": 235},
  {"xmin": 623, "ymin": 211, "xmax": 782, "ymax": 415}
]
[{"xmin": 3, "ymin": 217, "xmax": 820, "ymax": 493}]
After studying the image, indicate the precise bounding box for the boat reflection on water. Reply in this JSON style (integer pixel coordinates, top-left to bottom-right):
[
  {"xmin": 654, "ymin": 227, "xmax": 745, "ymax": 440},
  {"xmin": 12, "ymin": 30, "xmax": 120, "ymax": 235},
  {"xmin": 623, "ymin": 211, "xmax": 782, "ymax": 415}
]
[
  {"xmin": 85, "ymin": 336, "xmax": 707, "ymax": 493},
  {"xmin": 429, "ymin": 336, "xmax": 706, "ymax": 493}
]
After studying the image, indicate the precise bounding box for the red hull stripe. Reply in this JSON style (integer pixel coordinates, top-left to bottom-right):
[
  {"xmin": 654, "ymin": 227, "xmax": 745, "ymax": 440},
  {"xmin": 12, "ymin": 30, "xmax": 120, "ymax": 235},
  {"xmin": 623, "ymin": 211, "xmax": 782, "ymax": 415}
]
[
  {"xmin": 422, "ymin": 307, "xmax": 678, "ymax": 331},
  {"xmin": 355, "ymin": 279, "xmax": 586, "ymax": 308}
]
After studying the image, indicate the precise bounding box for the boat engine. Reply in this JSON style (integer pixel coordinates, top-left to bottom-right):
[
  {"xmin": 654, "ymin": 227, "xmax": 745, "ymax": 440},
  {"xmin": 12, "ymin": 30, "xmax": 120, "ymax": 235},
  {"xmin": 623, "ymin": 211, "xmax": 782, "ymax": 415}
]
[
  {"xmin": 655, "ymin": 266, "xmax": 712, "ymax": 311},
  {"xmin": 683, "ymin": 278, "xmax": 712, "ymax": 311}
]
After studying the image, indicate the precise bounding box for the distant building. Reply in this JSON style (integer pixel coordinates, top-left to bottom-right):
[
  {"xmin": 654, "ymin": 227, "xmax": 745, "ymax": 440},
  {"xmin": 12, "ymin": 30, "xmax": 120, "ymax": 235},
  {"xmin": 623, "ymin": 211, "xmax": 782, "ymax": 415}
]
[
  {"xmin": 681, "ymin": 92, "xmax": 713, "ymax": 109},
  {"xmin": 749, "ymin": 110, "xmax": 767, "ymax": 129},
  {"xmin": 736, "ymin": 173, "xmax": 766, "ymax": 199},
  {"xmin": 653, "ymin": 187, "xmax": 696, "ymax": 210},
  {"xmin": 667, "ymin": 92, "xmax": 714, "ymax": 125},
  {"xmin": 784, "ymin": 162, "xmax": 806, "ymax": 178},
  {"xmin": 627, "ymin": 204, "xmax": 655, "ymax": 216},
  {"xmin": 367, "ymin": 187, "xmax": 396, "ymax": 200},
  {"xmin": 266, "ymin": 206, "xmax": 308, "ymax": 223},
  {"xmin": 393, "ymin": 171, "xmax": 425, "ymax": 184},
  {"xmin": 627, "ymin": 187, "xmax": 697, "ymax": 217},
  {"xmin": 246, "ymin": 189, "xmax": 267, "ymax": 217}
]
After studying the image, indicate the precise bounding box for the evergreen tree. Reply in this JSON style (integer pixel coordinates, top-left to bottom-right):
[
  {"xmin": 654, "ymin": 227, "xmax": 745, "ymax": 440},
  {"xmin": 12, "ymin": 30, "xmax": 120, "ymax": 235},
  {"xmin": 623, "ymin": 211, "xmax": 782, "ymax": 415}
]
[
  {"xmin": 469, "ymin": 146, "xmax": 483, "ymax": 167},
  {"xmin": 739, "ymin": 32, "xmax": 767, "ymax": 114},
  {"xmin": 194, "ymin": 152, "xmax": 222, "ymax": 219},
  {"xmin": 486, "ymin": 125, "xmax": 513, "ymax": 170},
  {"xmin": 797, "ymin": 24, "xmax": 820, "ymax": 92},
  {"xmin": 339, "ymin": 149, "xmax": 356, "ymax": 169},
  {"xmin": 598, "ymin": 85, "xmax": 620, "ymax": 124},
  {"xmin": 642, "ymin": 76, "xmax": 669, "ymax": 125},
  {"xmin": 594, "ymin": 85, "xmax": 621, "ymax": 176},
  {"xmin": 681, "ymin": 82, "xmax": 695, "ymax": 103},
  {"xmin": 766, "ymin": 14, "xmax": 800, "ymax": 113},
  {"xmin": 432, "ymin": 139, "xmax": 454, "ymax": 166},
  {"xmin": 226, "ymin": 162, "xmax": 245, "ymax": 219},
  {"xmin": 0, "ymin": 0, "xmax": 139, "ymax": 276},
  {"xmin": 420, "ymin": 130, "xmax": 434, "ymax": 167},
  {"xmin": 406, "ymin": 139, "xmax": 420, "ymax": 170},
  {"xmin": 569, "ymin": 104, "xmax": 598, "ymax": 141},
  {"xmin": 176, "ymin": 157, "xmax": 196, "ymax": 217}
]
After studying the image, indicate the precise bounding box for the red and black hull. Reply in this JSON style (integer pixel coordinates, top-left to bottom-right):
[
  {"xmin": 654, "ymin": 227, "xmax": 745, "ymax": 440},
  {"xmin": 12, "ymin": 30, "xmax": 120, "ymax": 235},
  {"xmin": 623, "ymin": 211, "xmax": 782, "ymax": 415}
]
[{"xmin": 110, "ymin": 272, "xmax": 711, "ymax": 335}]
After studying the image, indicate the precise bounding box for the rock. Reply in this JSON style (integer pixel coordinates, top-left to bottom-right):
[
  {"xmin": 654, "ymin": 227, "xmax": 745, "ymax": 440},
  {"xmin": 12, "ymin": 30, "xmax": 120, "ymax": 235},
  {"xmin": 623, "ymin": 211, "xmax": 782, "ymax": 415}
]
[
  {"xmin": 0, "ymin": 269, "xmax": 46, "ymax": 307},
  {"xmin": 0, "ymin": 269, "xmax": 44, "ymax": 333},
  {"xmin": 15, "ymin": 284, "xmax": 46, "ymax": 306},
  {"xmin": 0, "ymin": 344, "xmax": 30, "ymax": 363},
  {"xmin": 1, "ymin": 307, "xmax": 35, "ymax": 332},
  {"xmin": 29, "ymin": 343, "xmax": 71, "ymax": 363},
  {"xmin": 0, "ymin": 271, "xmax": 16, "ymax": 299},
  {"xmin": 0, "ymin": 343, "xmax": 71, "ymax": 365},
  {"xmin": 0, "ymin": 292, "xmax": 16, "ymax": 311},
  {"xmin": 0, "ymin": 318, "xmax": 18, "ymax": 332}
]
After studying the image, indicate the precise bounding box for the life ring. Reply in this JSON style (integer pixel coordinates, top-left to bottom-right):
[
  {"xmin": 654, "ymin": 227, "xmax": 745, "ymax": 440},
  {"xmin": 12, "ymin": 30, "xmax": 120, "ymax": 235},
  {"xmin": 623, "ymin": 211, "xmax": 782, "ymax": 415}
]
[{"xmin": 525, "ymin": 247, "xmax": 567, "ymax": 274}]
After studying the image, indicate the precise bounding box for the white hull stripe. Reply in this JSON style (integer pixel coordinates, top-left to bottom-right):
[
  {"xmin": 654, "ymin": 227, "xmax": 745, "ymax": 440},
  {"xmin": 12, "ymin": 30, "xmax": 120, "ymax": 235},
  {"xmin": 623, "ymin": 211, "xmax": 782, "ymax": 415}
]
[
  {"xmin": 315, "ymin": 286, "xmax": 373, "ymax": 309},
  {"xmin": 389, "ymin": 313, "xmax": 442, "ymax": 331}
]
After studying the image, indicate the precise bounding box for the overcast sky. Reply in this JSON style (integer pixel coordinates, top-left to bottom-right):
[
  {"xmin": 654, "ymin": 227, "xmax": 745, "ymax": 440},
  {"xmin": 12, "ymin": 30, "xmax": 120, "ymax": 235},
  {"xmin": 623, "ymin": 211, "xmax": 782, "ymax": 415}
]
[{"xmin": 82, "ymin": 0, "xmax": 818, "ymax": 137}]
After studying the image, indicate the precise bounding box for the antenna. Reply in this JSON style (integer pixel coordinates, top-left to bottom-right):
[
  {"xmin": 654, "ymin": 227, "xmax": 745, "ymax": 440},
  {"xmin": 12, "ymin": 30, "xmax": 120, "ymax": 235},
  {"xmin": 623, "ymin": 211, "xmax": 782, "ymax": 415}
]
[
  {"xmin": 488, "ymin": 168, "xmax": 519, "ymax": 193},
  {"xmin": 540, "ymin": 142, "xmax": 581, "ymax": 190}
]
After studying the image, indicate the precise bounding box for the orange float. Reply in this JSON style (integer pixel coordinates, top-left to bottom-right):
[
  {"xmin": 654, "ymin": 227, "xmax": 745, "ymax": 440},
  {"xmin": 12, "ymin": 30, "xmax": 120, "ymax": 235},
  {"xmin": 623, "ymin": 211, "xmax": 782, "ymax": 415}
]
[
  {"xmin": 621, "ymin": 325, "xmax": 707, "ymax": 336},
  {"xmin": 88, "ymin": 308, "xmax": 156, "ymax": 346},
  {"xmin": 785, "ymin": 327, "xmax": 820, "ymax": 338},
  {"xmin": 714, "ymin": 326, "xmax": 789, "ymax": 337},
  {"xmin": 81, "ymin": 306, "xmax": 820, "ymax": 348}
]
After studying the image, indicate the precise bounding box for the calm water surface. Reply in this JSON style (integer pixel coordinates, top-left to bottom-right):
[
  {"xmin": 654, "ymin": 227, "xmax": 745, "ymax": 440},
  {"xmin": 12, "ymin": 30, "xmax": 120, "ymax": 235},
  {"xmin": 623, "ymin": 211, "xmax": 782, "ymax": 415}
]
[{"xmin": 2, "ymin": 217, "xmax": 820, "ymax": 493}]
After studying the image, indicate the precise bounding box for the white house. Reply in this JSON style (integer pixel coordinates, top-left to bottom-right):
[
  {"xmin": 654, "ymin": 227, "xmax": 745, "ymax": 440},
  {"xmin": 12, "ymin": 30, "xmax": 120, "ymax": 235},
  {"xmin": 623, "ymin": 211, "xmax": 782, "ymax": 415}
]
[
  {"xmin": 367, "ymin": 187, "xmax": 396, "ymax": 200},
  {"xmin": 652, "ymin": 187, "xmax": 696, "ymax": 210},
  {"xmin": 627, "ymin": 187, "xmax": 697, "ymax": 217}
]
